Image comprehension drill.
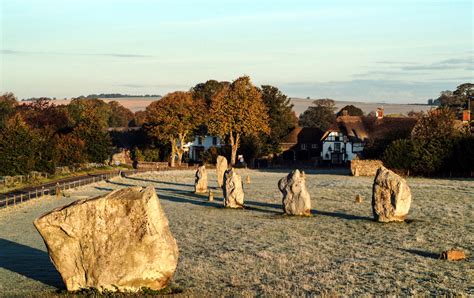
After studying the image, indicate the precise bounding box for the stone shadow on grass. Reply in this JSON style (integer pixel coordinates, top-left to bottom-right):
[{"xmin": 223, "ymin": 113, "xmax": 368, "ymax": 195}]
[
  {"xmin": 0, "ymin": 238, "xmax": 64, "ymax": 289},
  {"xmin": 242, "ymin": 200, "xmax": 372, "ymax": 221},
  {"xmin": 400, "ymin": 248, "xmax": 439, "ymax": 259},
  {"xmin": 312, "ymin": 210, "xmax": 373, "ymax": 221},
  {"xmin": 157, "ymin": 192, "xmax": 281, "ymax": 215},
  {"xmin": 124, "ymin": 176, "xmax": 195, "ymax": 188}
]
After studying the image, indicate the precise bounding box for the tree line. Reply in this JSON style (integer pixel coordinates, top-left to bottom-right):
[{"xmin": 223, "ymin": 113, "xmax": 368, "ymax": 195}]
[
  {"xmin": 0, "ymin": 79, "xmax": 472, "ymax": 177},
  {"xmin": 0, "ymin": 76, "xmax": 299, "ymax": 175}
]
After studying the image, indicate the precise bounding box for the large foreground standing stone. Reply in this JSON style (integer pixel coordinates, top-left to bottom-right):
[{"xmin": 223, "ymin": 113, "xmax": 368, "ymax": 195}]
[
  {"xmin": 278, "ymin": 169, "xmax": 311, "ymax": 216},
  {"xmin": 223, "ymin": 168, "xmax": 244, "ymax": 208},
  {"xmin": 372, "ymin": 167, "xmax": 412, "ymax": 222},
  {"xmin": 194, "ymin": 165, "xmax": 208, "ymax": 193},
  {"xmin": 34, "ymin": 186, "xmax": 179, "ymax": 292},
  {"xmin": 216, "ymin": 155, "xmax": 228, "ymax": 188}
]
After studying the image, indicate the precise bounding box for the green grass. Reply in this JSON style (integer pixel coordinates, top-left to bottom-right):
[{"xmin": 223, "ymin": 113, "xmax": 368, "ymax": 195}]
[{"xmin": 0, "ymin": 169, "xmax": 472, "ymax": 296}]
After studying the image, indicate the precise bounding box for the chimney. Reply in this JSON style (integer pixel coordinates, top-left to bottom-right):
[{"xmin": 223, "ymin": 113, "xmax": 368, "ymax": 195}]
[{"xmin": 376, "ymin": 107, "xmax": 384, "ymax": 119}]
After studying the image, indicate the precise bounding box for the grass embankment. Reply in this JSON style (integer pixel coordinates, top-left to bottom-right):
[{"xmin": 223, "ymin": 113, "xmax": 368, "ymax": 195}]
[{"xmin": 0, "ymin": 165, "xmax": 133, "ymax": 194}]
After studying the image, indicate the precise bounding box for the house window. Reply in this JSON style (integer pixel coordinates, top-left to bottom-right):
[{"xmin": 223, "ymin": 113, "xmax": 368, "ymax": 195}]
[
  {"xmin": 212, "ymin": 137, "xmax": 217, "ymax": 146},
  {"xmin": 311, "ymin": 144, "xmax": 317, "ymax": 149},
  {"xmin": 334, "ymin": 143, "xmax": 341, "ymax": 152},
  {"xmin": 301, "ymin": 144, "xmax": 307, "ymax": 150}
]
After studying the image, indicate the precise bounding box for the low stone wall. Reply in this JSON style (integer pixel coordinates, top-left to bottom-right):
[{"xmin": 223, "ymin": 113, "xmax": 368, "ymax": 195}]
[
  {"xmin": 350, "ymin": 160, "xmax": 384, "ymax": 176},
  {"xmin": 136, "ymin": 162, "xmax": 170, "ymax": 170},
  {"xmin": 1, "ymin": 172, "xmax": 49, "ymax": 187}
]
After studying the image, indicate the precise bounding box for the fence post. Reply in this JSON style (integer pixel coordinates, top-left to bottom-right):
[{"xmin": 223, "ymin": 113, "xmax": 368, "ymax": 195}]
[
  {"xmin": 13, "ymin": 195, "xmax": 16, "ymax": 206},
  {"xmin": 42, "ymin": 186, "xmax": 45, "ymax": 196},
  {"xmin": 28, "ymin": 191, "xmax": 31, "ymax": 200},
  {"xmin": 20, "ymin": 194, "xmax": 23, "ymax": 203}
]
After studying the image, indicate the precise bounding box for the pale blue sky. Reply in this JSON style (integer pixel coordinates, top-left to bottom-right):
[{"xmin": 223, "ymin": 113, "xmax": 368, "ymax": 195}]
[{"xmin": 1, "ymin": 0, "xmax": 473, "ymax": 102}]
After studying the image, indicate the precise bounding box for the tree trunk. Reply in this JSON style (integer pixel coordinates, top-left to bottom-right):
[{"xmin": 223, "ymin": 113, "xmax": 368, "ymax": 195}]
[
  {"xmin": 170, "ymin": 139, "xmax": 177, "ymax": 167},
  {"xmin": 176, "ymin": 133, "xmax": 186, "ymax": 166},
  {"xmin": 230, "ymin": 132, "xmax": 240, "ymax": 166}
]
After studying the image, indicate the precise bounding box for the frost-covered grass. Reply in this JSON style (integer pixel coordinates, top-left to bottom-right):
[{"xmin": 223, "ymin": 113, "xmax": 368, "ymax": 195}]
[{"xmin": 0, "ymin": 169, "xmax": 472, "ymax": 296}]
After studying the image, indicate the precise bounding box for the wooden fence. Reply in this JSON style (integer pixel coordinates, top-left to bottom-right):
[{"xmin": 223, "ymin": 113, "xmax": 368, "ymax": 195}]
[
  {"xmin": 0, "ymin": 165, "xmax": 203, "ymax": 209},
  {"xmin": 0, "ymin": 171, "xmax": 121, "ymax": 209}
]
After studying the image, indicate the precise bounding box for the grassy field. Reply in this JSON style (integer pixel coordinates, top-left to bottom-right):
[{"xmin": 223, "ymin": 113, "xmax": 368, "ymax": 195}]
[{"xmin": 0, "ymin": 169, "xmax": 472, "ymax": 296}]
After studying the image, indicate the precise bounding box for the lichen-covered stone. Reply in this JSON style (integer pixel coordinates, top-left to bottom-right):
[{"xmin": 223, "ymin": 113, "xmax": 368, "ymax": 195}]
[
  {"xmin": 223, "ymin": 168, "xmax": 244, "ymax": 208},
  {"xmin": 278, "ymin": 170, "xmax": 311, "ymax": 216},
  {"xmin": 372, "ymin": 167, "xmax": 412, "ymax": 222},
  {"xmin": 216, "ymin": 156, "xmax": 228, "ymax": 188},
  {"xmin": 34, "ymin": 186, "xmax": 179, "ymax": 292},
  {"xmin": 194, "ymin": 165, "xmax": 208, "ymax": 193}
]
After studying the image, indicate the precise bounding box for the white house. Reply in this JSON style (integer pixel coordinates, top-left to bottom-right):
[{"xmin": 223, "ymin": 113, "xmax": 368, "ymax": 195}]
[
  {"xmin": 320, "ymin": 116, "xmax": 368, "ymax": 165},
  {"xmin": 184, "ymin": 135, "xmax": 223, "ymax": 161},
  {"xmin": 320, "ymin": 113, "xmax": 417, "ymax": 165}
]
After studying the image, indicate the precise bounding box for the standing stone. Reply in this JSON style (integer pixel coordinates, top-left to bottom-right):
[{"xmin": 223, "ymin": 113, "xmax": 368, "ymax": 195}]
[
  {"xmin": 372, "ymin": 167, "xmax": 412, "ymax": 222},
  {"xmin": 223, "ymin": 168, "xmax": 244, "ymax": 208},
  {"xmin": 194, "ymin": 165, "xmax": 208, "ymax": 193},
  {"xmin": 34, "ymin": 186, "xmax": 179, "ymax": 293},
  {"xmin": 278, "ymin": 169, "xmax": 311, "ymax": 216},
  {"xmin": 216, "ymin": 155, "xmax": 228, "ymax": 188}
]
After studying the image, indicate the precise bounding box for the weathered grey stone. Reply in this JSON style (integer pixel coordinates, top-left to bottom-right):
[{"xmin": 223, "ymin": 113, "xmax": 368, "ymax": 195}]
[
  {"xmin": 194, "ymin": 165, "xmax": 208, "ymax": 193},
  {"xmin": 223, "ymin": 168, "xmax": 244, "ymax": 208},
  {"xmin": 372, "ymin": 167, "xmax": 412, "ymax": 222},
  {"xmin": 216, "ymin": 156, "xmax": 228, "ymax": 188},
  {"xmin": 278, "ymin": 169, "xmax": 311, "ymax": 216},
  {"xmin": 34, "ymin": 186, "xmax": 179, "ymax": 292}
]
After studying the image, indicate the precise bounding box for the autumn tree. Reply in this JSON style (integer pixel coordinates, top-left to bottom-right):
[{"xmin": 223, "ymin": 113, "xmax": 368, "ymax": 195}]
[
  {"xmin": 299, "ymin": 99, "xmax": 336, "ymax": 131},
  {"xmin": 145, "ymin": 91, "xmax": 206, "ymax": 166},
  {"xmin": 107, "ymin": 100, "xmax": 135, "ymax": 127},
  {"xmin": 17, "ymin": 98, "xmax": 72, "ymax": 131},
  {"xmin": 208, "ymin": 76, "xmax": 270, "ymax": 165},
  {"xmin": 191, "ymin": 80, "xmax": 230, "ymax": 107},
  {"xmin": 0, "ymin": 114, "xmax": 42, "ymax": 175},
  {"xmin": 130, "ymin": 110, "xmax": 147, "ymax": 127},
  {"xmin": 0, "ymin": 92, "xmax": 18, "ymax": 129},
  {"xmin": 53, "ymin": 134, "xmax": 86, "ymax": 166},
  {"xmin": 243, "ymin": 85, "xmax": 297, "ymax": 157},
  {"xmin": 68, "ymin": 98, "xmax": 112, "ymax": 163},
  {"xmin": 411, "ymin": 108, "xmax": 459, "ymax": 140}
]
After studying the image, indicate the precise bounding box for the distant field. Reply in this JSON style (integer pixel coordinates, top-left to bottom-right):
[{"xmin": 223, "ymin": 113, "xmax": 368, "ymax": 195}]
[
  {"xmin": 291, "ymin": 98, "xmax": 436, "ymax": 116},
  {"xmin": 0, "ymin": 169, "xmax": 472, "ymax": 296},
  {"xmin": 53, "ymin": 97, "xmax": 435, "ymax": 115}
]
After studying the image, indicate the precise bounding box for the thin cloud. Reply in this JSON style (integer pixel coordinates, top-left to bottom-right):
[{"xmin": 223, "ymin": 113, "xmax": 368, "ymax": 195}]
[
  {"xmin": 401, "ymin": 57, "xmax": 473, "ymax": 71},
  {"xmin": 1, "ymin": 49, "xmax": 153, "ymax": 58}
]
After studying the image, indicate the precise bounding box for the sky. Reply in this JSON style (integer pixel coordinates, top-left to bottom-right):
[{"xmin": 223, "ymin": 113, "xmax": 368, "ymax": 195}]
[{"xmin": 0, "ymin": 0, "xmax": 473, "ymax": 103}]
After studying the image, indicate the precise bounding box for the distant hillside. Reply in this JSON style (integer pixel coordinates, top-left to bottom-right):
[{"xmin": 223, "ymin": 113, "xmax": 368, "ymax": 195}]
[
  {"xmin": 290, "ymin": 98, "xmax": 436, "ymax": 116},
  {"xmin": 74, "ymin": 93, "xmax": 161, "ymax": 99},
  {"xmin": 53, "ymin": 96, "xmax": 437, "ymax": 115}
]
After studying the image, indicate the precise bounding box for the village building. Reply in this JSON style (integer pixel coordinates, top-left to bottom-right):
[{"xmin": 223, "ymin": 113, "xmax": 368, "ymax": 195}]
[
  {"xmin": 320, "ymin": 116, "xmax": 367, "ymax": 165},
  {"xmin": 279, "ymin": 127, "xmax": 325, "ymax": 162},
  {"xmin": 320, "ymin": 110, "xmax": 417, "ymax": 165},
  {"xmin": 184, "ymin": 135, "xmax": 223, "ymax": 161}
]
